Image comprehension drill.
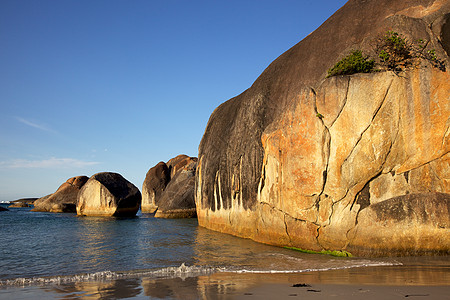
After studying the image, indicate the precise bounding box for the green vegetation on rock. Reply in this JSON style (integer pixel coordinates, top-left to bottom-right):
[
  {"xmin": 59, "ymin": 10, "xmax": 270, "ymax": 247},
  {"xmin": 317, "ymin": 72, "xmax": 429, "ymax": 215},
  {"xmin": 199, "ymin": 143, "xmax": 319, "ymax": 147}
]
[
  {"xmin": 284, "ymin": 246, "xmax": 353, "ymax": 257},
  {"xmin": 326, "ymin": 50, "xmax": 375, "ymax": 77},
  {"xmin": 374, "ymin": 31, "xmax": 445, "ymax": 72},
  {"xmin": 327, "ymin": 30, "xmax": 446, "ymax": 77}
]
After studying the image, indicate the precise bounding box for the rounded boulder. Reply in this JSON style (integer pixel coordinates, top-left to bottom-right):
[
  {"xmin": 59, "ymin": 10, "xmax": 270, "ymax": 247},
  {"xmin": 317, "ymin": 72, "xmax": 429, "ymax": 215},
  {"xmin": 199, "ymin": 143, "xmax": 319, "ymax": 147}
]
[{"xmin": 77, "ymin": 172, "xmax": 141, "ymax": 217}]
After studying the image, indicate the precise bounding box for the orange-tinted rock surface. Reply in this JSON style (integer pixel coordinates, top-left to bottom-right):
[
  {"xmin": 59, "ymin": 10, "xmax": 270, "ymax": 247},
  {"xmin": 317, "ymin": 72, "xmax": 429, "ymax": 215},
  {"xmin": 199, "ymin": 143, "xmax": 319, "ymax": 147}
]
[
  {"xmin": 142, "ymin": 155, "xmax": 197, "ymax": 218},
  {"xmin": 196, "ymin": 0, "xmax": 450, "ymax": 256},
  {"xmin": 77, "ymin": 172, "xmax": 141, "ymax": 217},
  {"xmin": 32, "ymin": 176, "xmax": 89, "ymax": 213}
]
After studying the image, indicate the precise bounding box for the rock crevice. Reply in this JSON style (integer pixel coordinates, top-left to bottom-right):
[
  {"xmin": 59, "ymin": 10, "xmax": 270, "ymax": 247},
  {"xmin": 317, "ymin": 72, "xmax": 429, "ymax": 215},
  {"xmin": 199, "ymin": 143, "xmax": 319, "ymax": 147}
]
[{"xmin": 195, "ymin": 0, "xmax": 450, "ymax": 256}]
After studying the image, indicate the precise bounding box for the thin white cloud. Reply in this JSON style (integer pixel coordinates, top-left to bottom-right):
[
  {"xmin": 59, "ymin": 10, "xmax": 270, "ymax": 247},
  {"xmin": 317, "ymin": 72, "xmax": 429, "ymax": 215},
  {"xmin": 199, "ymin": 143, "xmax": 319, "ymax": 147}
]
[
  {"xmin": 15, "ymin": 117, "xmax": 56, "ymax": 133},
  {"xmin": 0, "ymin": 157, "xmax": 100, "ymax": 169}
]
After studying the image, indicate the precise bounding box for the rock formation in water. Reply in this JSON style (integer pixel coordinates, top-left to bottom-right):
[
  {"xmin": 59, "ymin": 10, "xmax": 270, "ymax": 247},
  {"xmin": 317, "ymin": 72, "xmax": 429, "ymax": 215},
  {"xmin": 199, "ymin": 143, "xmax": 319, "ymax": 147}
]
[
  {"xmin": 10, "ymin": 198, "xmax": 37, "ymax": 205},
  {"xmin": 77, "ymin": 172, "xmax": 141, "ymax": 217},
  {"xmin": 141, "ymin": 162, "xmax": 171, "ymax": 213},
  {"xmin": 9, "ymin": 202, "xmax": 30, "ymax": 208},
  {"xmin": 195, "ymin": 0, "xmax": 450, "ymax": 255},
  {"xmin": 32, "ymin": 176, "xmax": 89, "ymax": 213},
  {"xmin": 142, "ymin": 155, "xmax": 197, "ymax": 218},
  {"xmin": 0, "ymin": 206, "xmax": 8, "ymax": 211}
]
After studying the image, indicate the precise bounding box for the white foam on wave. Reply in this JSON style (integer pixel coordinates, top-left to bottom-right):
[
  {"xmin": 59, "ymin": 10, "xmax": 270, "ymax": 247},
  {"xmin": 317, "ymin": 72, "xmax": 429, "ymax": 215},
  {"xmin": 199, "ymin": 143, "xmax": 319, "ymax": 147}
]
[
  {"xmin": 232, "ymin": 260, "xmax": 402, "ymax": 274},
  {"xmin": 0, "ymin": 263, "xmax": 222, "ymax": 287},
  {"xmin": 0, "ymin": 260, "xmax": 401, "ymax": 287}
]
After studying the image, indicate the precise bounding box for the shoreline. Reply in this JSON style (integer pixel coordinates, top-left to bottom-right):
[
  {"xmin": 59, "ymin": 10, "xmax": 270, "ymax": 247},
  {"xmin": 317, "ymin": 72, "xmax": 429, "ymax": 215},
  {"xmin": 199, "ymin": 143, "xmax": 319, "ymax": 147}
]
[{"xmin": 1, "ymin": 263, "xmax": 449, "ymax": 299}]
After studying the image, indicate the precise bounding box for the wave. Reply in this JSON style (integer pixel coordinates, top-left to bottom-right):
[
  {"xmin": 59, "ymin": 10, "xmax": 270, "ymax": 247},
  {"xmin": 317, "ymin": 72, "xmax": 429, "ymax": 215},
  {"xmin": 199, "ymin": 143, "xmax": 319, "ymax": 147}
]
[
  {"xmin": 233, "ymin": 261, "xmax": 401, "ymax": 273},
  {"xmin": 0, "ymin": 260, "xmax": 401, "ymax": 287},
  {"xmin": 0, "ymin": 263, "xmax": 220, "ymax": 287}
]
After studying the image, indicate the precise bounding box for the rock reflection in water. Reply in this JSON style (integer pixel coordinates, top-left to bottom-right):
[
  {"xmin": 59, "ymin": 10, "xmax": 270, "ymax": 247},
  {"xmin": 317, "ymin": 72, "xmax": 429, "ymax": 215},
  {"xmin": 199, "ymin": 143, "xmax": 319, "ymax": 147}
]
[
  {"xmin": 36, "ymin": 259, "xmax": 450, "ymax": 299},
  {"xmin": 74, "ymin": 217, "xmax": 144, "ymax": 272},
  {"xmin": 142, "ymin": 277, "xmax": 198, "ymax": 299},
  {"xmin": 43, "ymin": 278, "xmax": 142, "ymax": 299}
]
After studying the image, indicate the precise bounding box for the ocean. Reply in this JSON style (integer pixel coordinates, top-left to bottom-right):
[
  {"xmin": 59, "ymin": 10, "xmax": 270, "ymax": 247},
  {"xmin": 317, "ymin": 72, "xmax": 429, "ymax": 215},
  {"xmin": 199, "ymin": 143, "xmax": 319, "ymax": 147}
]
[{"xmin": 0, "ymin": 204, "xmax": 448, "ymax": 299}]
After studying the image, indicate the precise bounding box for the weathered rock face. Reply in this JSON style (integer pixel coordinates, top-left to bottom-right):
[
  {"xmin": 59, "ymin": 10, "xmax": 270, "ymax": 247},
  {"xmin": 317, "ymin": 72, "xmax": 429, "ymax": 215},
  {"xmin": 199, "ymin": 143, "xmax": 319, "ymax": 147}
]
[
  {"xmin": 350, "ymin": 192, "xmax": 450, "ymax": 255},
  {"xmin": 155, "ymin": 158, "xmax": 197, "ymax": 218},
  {"xmin": 141, "ymin": 162, "xmax": 170, "ymax": 213},
  {"xmin": 77, "ymin": 172, "xmax": 141, "ymax": 217},
  {"xmin": 196, "ymin": 0, "xmax": 450, "ymax": 256},
  {"xmin": 142, "ymin": 155, "xmax": 197, "ymax": 218},
  {"xmin": 32, "ymin": 176, "xmax": 89, "ymax": 213}
]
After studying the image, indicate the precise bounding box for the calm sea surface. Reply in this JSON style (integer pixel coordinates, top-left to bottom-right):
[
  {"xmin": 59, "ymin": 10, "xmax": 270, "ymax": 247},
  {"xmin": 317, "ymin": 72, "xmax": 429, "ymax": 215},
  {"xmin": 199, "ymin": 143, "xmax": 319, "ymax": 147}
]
[{"xmin": 0, "ymin": 205, "xmax": 448, "ymax": 299}]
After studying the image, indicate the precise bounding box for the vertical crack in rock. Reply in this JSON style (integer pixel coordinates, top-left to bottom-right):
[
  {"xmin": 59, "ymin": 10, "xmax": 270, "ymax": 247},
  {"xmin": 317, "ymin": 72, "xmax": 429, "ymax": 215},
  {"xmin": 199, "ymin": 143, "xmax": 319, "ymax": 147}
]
[
  {"xmin": 342, "ymin": 78, "xmax": 394, "ymax": 167},
  {"xmin": 315, "ymin": 192, "xmax": 341, "ymax": 250},
  {"xmin": 258, "ymin": 167, "xmax": 265, "ymax": 199},
  {"xmin": 312, "ymin": 87, "xmax": 332, "ymax": 209},
  {"xmin": 345, "ymin": 137, "xmax": 395, "ymax": 241},
  {"xmin": 329, "ymin": 77, "xmax": 351, "ymax": 129},
  {"xmin": 261, "ymin": 201, "xmax": 313, "ymax": 244},
  {"xmin": 443, "ymin": 125, "xmax": 450, "ymax": 147},
  {"xmin": 403, "ymin": 171, "xmax": 410, "ymax": 183},
  {"xmin": 315, "ymin": 226, "xmax": 321, "ymax": 241},
  {"xmin": 350, "ymin": 179, "xmax": 372, "ymax": 212},
  {"xmin": 345, "ymin": 83, "xmax": 402, "ymax": 243},
  {"xmin": 283, "ymin": 214, "xmax": 292, "ymax": 243}
]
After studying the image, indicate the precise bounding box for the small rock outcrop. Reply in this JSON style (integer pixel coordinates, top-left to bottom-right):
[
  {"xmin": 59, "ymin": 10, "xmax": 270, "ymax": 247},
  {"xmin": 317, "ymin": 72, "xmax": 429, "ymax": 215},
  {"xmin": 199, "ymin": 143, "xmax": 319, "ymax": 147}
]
[
  {"xmin": 0, "ymin": 206, "xmax": 8, "ymax": 211},
  {"xmin": 9, "ymin": 202, "xmax": 30, "ymax": 208},
  {"xmin": 32, "ymin": 176, "xmax": 89, "ymax": 213},
  {"xmin": 10, "ymin": 198, "xmax": 37, "ymax": 205},
  {"xmin": 196, "ymin": 0, "xmax": 450, "ymax": 256},
  {"xmin": 142, "ymin": 155, "xmax": 197, "ymax": 218},
  {"xmin": 77, "ymin": 172, "xmax": 141, "ymax": 217}
]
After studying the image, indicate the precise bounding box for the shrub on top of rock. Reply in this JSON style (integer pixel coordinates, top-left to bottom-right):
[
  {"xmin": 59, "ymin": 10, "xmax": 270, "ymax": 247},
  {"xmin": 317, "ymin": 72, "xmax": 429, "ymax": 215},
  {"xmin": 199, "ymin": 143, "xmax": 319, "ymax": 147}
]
[
  {"xmin": 327, "ymin": 50, "xmax": 375, "ymax": 77},
  {"xmin": 327, "ymin": 31, "xmax": 446, "ymax": 77},
  {"xmin": 374, "ymin": 30, "xmax": 446, "ymax": 72}
]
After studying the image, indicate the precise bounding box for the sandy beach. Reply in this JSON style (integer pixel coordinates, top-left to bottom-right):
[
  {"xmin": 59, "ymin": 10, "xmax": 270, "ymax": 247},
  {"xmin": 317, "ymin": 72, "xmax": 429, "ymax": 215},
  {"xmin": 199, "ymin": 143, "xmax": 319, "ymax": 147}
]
[
  {"xmin": 3, "ymin": 261, "xmax": 448, "ymax": 300},
  {"xmin": 232, "ymin": 284, "xmax": 449, "ymax": 299},
  {"xmin": 197, "ymin": 264, "xmax": 450, "ymax": 300}
]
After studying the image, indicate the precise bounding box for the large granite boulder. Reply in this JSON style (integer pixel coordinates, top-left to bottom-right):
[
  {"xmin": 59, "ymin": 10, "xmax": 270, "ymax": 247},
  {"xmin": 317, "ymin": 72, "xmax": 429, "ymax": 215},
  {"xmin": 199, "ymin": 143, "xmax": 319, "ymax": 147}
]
[
  {"xmin": 155, "ymin": 158, "xmax": 197, "ymax": 218},
  {"xmin": 32, "ymin": 176, "xmax": 89, "ymax": 213},
  {"xmin": 141, "ymin": 162, "xmax": 170, "ymax": 213},
  {"xmin": 196, "ymin": 0, "xmax": 450, "ymax": 256},
  {"xmin": 77, "ymin": 172, "xmax": 141, "ymax": 217},
  {"xmin": 142, "ymin": 155, "xmax": 197, "ymax": 218}
]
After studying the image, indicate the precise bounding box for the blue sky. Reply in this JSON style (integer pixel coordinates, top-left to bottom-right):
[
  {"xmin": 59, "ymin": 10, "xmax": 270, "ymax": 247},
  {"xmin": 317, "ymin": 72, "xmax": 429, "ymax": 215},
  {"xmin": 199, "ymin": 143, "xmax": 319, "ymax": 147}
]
[{"xmin": 0, "ymin": 0, "xmax": 347, "ymax": 201}]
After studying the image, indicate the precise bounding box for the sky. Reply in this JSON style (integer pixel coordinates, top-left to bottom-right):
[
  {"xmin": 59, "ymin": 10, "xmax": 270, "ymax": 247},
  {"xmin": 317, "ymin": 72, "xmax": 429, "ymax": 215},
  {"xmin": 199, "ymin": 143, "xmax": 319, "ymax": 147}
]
[{"xmin": 0, "ymin": 0, "xmax": 347, "ymax": 201}]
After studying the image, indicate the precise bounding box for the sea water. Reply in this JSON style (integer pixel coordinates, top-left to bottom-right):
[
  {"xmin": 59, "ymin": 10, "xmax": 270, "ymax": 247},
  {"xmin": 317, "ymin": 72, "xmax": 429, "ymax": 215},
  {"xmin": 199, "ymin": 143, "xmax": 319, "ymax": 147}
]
[{"xmin": 0, "ymin": 204, "xmax": 446, "ymax": 299}]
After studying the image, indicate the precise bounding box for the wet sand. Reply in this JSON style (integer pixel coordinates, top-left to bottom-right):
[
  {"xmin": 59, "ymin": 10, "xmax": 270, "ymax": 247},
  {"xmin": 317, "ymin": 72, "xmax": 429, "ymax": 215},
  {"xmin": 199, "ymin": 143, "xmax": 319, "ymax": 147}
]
[
  {"xmin": 197, "ymin": 264, "xmax": 450, "ymax": 299},
  {"xmin": 233, "ymin": 284, "xmax": 449, "ymax": 299},
  {"xmin": 1, "ymin": 262, "xmax": 449, "ymax": 299}
]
